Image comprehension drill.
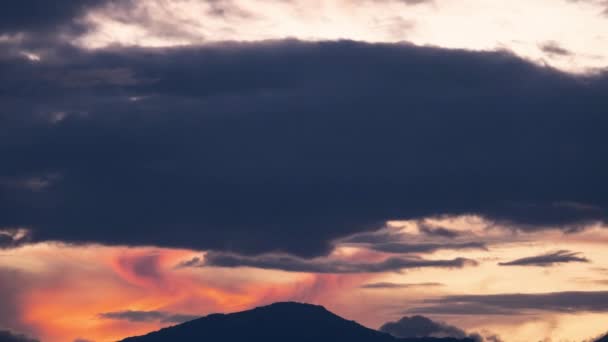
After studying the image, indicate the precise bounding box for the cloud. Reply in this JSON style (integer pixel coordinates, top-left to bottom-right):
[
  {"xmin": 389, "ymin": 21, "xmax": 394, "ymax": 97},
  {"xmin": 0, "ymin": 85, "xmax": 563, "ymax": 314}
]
[
  {"xmin": 0, "ymin": 0, "xmax": 106, "ymax": 36},
  {"xmin": 0, "ymin": 40, "xmax": 607, "ymax": 256},
  {"xmin": 98, "ymin": 310, "xmax": 199, "ymax": 324},
  {"xmin": 368, "ymin": 242, "xmax": 487, "ymax": 254},
  {"xmin": 340, "ymin": 226, "xmax": 489, "ymax": 254},
  {"xmin": 380, "ymin": 315, "xmax": 481, "ymax": 341},
  {"xmin": 483, "ymin": 335, "xmax": 505, "ymax": 342},
  {"xmin": 0, "ymin": 330, "xmax": 38, "ymax": 342},
  {"xmin": 360, "ymin": 282, "xmax": 443, "ymax": 289},
  {"xmin": 539, "ymin": 41, "xmax": 572, "ymax": 57},
  {"xmin": 596, "ymin": 332, "xmax": 608, "ymax": 342},
  {"xmin": 0, "ymin": 233, "xmax": 14, "ymax": 248},
  {"xmin": 418, "ymin": 223, "xmax": 461, "ymax": 238},
  {"xmin": 407, "ymin": 303, "xmax": 517, "ymax": 316},
  {"xmin": 340, "ymin": 230, "xmax": 406, "ymax": 245},
  {"xmin": 0, "ymin": 229, "xmax": 30, "ymax": 249},
  {"xmin": 408, "ymin": 291, "xmax": 608, "ymax": 315},
  {"xmin": 498, "ymin": 250, "xmax": 589, "ymax": 267},
  {"xmin": 182, "ymin": 252, "xmax": 477, "ymax": 273}
]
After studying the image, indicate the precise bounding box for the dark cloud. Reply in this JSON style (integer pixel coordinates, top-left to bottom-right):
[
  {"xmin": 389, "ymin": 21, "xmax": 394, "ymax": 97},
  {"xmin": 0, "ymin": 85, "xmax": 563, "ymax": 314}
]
[
  {"xmin": 418, "ymin": 224, "xmax": 461, "ymax": 238},
  {"xmin": 596, "ymin": 332, "xmax": 608, "ymax": 342},
  {"xmin": 340, "ymin": 231, "xmax": 405, "ymax": 245},
  {"xmin": 408, "ymin": 291, "xmax": 608, "ymax": 315},
  {"xmin": 360, "ymin": 282, "xmax": 443, "ymax": 289},
  {"xmin": 498, "ymin": 250, "xmax": 589, "ymax": 267},
  {"xmin": 0, "ymin": 230, "xmax": 30, "ymax": 249},
  {"xmin": 407, "ymin": 303, "xmax": 517, "ymax": 316},
  {"xmin": 204, "ymin": 0, "xmax": 252, "ymax": 18},
  {"xmin": 0, "ymin": 40, "xmax": 607, "ymax": 257},
  {"xmin": 341, "ymin": 222, "xmax": 470, "ymax": 247},
  {"xmin": 0, "ymin": 330, "xmax": 38, "ymax": 342},
  {"xmin": 99, "ymin": 310, "xmax": 199, "ymax": 324},
  {"xmin": 380, "ymin": 315, "xmax": 479, "ymax": 341},
  {"xmin": 116, "ymin": 253, "xmax": 164, "ymax": 282},
  {"xmin": 336, "ymin": 230, "xmax": 487, "ymax": 258},
  {"xmin": 369, "ymin": 242, "xmax": 487, "ymax": 254},
  {"xmin": 483, "ymin": 335, "xmax": 504, "ymax": 342},
  {"xmin": 176, "ymin": 256, "xmax": 203, "ymax": 268},
  {"xmin": 182, "ymin": 252, "xmax": 477, "ymax": 273},
  {"xmin": 0, "ymin": 0, "xmax": 106, "ymax": 35},
  {"xmin": 0, "ymin": 234, "xmax": 14, "ymax": 248},
  {"xmin": 539, "ymin": 41, "xmax": 572, "ymax": 57}
]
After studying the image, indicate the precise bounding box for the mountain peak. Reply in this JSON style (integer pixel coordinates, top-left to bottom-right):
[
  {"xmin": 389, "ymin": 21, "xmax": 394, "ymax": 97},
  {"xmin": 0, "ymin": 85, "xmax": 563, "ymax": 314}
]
[
  {"xmin": 252, "ymin": 301, "xmax": 329, "ymax": 312},
  {"xmin": 119, "ymin": 302, "xmax": 475, "ymax": 342}
]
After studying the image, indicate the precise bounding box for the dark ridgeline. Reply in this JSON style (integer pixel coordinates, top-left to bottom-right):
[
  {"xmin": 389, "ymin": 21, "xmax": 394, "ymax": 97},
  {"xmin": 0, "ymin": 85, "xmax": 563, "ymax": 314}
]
[
  {"xmin": 119, "ymin": 302, "xmax": 474, "ymax": 342},
  {"xmin": 597, "ymin": 333, "xmax": 608, "ymax": 342}
]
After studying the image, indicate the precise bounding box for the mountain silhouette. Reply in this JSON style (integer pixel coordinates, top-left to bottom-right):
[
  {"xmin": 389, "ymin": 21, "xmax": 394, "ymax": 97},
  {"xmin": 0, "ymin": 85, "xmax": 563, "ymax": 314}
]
[
  {"xmin": 119, "ymin": 302, "xmax": 475, "ymax": 342},
  {"xmin": 597, "ymin": 333, "xmax": 608, "ymax": 342}
]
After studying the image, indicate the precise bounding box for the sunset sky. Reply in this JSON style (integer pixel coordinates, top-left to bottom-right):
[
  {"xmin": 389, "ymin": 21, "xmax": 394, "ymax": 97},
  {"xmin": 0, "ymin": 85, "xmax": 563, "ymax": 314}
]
[{"xmin": 1, "ymin": 1, "xmax": 608, "ymax": 342}]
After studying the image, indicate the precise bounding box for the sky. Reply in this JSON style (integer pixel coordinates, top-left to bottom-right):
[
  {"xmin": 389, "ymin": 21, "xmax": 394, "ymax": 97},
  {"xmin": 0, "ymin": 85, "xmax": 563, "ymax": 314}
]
[{"xmin": 1, "ymin": 0, "xmax": 608, "ymax": 341}]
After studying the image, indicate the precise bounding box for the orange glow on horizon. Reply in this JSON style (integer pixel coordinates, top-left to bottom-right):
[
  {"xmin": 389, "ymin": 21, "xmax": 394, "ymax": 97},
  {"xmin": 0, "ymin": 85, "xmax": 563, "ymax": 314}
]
[{"xmin": 3, "ymin": 218, "xmax": 608, "ymax": 342}]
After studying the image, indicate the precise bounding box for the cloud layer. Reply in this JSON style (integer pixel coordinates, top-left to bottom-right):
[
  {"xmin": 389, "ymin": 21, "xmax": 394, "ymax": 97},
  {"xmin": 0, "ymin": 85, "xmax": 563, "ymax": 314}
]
[
  {"xmin": 182, "ymin": 252, "xmax": 477, "ymax": 273},
  {"xmin": 1, "ymin": 40, "xmax": 607, "ymax": 256},
  {"xmin": 409, "ymin": 291, "xmax": 608, "ymax": 315}
]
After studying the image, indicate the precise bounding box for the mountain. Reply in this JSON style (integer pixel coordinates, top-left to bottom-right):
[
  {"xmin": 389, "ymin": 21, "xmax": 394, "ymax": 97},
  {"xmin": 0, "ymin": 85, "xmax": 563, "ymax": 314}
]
[
  {"xmin": 119, "ymin": 302, "xmax": 475, "ymax": 342},
  {"xmin": 597, "ymin": 333, "xmax": 608, "ymax": 342}
]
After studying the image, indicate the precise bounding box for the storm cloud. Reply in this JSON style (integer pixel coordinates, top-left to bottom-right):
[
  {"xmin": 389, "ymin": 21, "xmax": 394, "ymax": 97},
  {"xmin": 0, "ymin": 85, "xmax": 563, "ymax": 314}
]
[{"xmin": 0, "ymin": 39, "xmax": 607, "ymax": 257}]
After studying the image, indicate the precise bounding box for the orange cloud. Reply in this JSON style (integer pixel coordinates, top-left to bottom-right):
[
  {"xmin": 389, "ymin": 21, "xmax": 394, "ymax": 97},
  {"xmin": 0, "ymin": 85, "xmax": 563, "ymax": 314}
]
[{"xmin": 10, "ymin": 244, "xmax": 372, "ymax": 342}]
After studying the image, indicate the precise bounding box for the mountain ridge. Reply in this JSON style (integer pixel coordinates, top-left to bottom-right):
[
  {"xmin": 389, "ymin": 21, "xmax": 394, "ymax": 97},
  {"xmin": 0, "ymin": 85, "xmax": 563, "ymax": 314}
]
[{"xmin": 118, "ymin": 302, "xmax": 475, "ymax": 342}]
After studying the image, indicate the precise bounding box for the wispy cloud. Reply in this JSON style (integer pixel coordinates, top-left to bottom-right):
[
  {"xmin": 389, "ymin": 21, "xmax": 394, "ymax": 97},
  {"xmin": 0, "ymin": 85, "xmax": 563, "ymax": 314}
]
[
  {"xmin": 408, "ymin": 291, "xmax": 608, "ymax": 315},
  {"xmin": 369, "ymin": 241, "xmax": 487, "ymax": 254},
  {"xmin": 539, "ymin": 41, "xmax": 572, "ymax": 57},
  {"xmin": 99, "ymin": 310, "xmax": 199, "ymax": 324},
  {"xmin": 418, "ymin": 223, "xmax": 462, "ymax": 238},
  {"xmin": 181, "ymin": 252, "xmax": 477, "ymax": 273},
  {"xmin": 498, "ymin": 250, "xmax": 589, "ymax": 267},
  {"xmin": 360, "ymin": 282, "xmax": 443, "ymax": 289}
]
